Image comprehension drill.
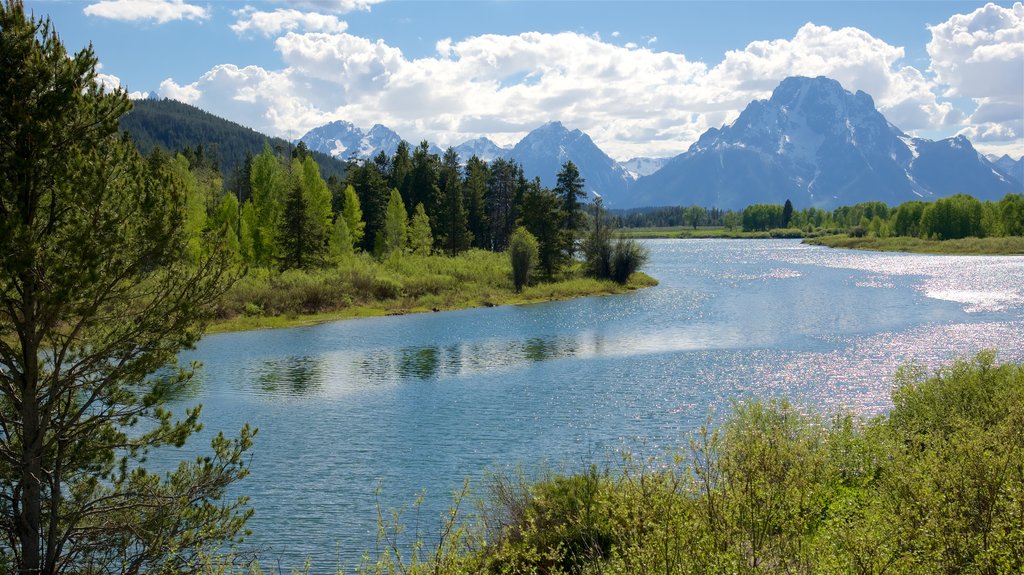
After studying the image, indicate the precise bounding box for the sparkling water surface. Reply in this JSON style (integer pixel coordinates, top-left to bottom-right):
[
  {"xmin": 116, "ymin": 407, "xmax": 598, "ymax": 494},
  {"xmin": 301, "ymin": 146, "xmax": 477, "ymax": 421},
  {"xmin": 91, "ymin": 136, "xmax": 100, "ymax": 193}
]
[{"xmin": 167, "ymin": 239, "xmax": 1024, "ymax": 567}]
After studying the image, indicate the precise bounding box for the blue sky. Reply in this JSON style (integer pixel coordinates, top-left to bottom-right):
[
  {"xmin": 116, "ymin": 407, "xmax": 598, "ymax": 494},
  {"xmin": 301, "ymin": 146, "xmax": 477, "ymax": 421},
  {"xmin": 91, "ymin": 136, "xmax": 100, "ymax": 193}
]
[{"xmin": 26, "ymin": 1, "xmax": 1024, "ymax": 159}]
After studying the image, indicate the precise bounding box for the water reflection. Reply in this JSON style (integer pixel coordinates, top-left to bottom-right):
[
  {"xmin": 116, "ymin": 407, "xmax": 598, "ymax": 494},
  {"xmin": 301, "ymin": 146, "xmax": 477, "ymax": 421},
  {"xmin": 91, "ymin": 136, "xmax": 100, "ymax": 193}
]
[{"xmin": 252, "ymin": 355, "xmax": 323, "ymax": 395}]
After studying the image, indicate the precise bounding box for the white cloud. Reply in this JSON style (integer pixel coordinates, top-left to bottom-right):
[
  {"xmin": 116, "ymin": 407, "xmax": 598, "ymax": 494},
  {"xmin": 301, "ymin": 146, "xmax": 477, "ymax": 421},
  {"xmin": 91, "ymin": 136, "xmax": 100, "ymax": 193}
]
[
  {"xmin": 231, "ymin": 8, "xmax": 349, "ymax": 37},
  {"xmin": 275, "ymin": 0, "xmax": 384, "ymax": 14},
  {"xmin": 83, "ymin": 0, "xmax": 208, "ymax": 24},
  {"xmin": 928, "ymin": 2, "xmax": 1023, "ymax": 134},
  {"xmin": 611, "ymin": 31, "xmax": 620, "ymax": 38},
  {"xmin": 157, "ymin": 8, "xmax": 1020, "ymax": 160}
]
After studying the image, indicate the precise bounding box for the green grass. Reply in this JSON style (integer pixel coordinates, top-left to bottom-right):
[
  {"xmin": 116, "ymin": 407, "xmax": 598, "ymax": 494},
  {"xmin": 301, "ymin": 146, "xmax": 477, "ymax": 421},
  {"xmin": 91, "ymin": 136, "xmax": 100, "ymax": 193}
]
[
  {"xmin": 209, "ymin": 250, "xmax": 658, "ymax": 333},
  {"xmin": 804, "ymin": 234, "xmax": 1024, "ymax": 255}
]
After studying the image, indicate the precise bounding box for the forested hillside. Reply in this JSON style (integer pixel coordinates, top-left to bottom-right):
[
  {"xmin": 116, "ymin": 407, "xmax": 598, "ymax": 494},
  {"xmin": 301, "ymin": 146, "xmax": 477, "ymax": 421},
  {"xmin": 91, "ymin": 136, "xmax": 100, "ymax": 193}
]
[{"xmin": 119, "ymin": 98, "xmax": 347, "ymax": 182}]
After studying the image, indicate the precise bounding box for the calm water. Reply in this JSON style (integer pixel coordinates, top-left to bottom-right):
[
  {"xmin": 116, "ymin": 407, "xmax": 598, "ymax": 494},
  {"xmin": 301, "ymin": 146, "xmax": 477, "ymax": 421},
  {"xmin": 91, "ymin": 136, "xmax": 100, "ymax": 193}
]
[{"xmin": 169, "ymin": 239, "xmax": 1024, "ymax": 567}]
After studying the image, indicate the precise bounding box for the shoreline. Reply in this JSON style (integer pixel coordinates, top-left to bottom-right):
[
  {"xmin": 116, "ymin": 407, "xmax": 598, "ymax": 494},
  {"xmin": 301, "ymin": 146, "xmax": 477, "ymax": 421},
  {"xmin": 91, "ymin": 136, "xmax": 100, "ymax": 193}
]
[
  {"xmin": 207, "ymin": 272, "xmax": 659, "ymax": 334},
  {"xmin": 802, "ymin": 234, "xmax": 1024, "ymax": 255}
]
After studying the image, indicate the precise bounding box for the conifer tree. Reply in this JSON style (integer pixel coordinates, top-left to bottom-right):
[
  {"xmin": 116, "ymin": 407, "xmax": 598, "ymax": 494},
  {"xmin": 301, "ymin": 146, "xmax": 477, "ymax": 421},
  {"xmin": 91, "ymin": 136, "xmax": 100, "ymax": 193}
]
[
  {"xmin": 464, "ymin": 155, "xmax": 490, "ymax": 249},
  {"xmin": 378, "ymin": 188, "xmax": 408, "ymax": 257},
  {"xmin": 555, "ymin": 160, "xmax": 587, "ymax": 258},
  {"xmin": 519, "ymin": 179, "xmax": 563, "ymax": 277},
  {"xmin": 341, "ymin": 183, "xmax": 366, "ymax": 249},
  {"xmin": 408, "ymin": 203, "xmax": 433, "ymax": 255},
  {"xmin": 438, "ymin": 147, "xmax": 472, "ymax": 254},
  {"xmin": 0, "ymin": 3, "xmax": 252, "ymax": 571}
]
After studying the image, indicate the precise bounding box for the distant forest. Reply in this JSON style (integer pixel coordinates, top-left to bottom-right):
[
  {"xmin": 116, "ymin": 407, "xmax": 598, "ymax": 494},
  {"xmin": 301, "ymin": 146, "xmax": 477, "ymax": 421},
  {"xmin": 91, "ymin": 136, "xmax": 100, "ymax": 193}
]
[{"xmin": 119, "ymin": 98, "xmax": 347, "ymax": 183}]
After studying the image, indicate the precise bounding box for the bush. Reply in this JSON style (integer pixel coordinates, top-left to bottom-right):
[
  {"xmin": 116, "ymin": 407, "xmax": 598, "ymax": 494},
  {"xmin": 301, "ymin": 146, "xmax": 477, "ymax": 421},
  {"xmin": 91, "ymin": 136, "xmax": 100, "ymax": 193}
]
[
  {"xmin": 609, "ymin": 237, "xmax": 649, "ymax": 284},
  {"xmin": 509, "ymin": 227, "xmax": 539, "ymax": 292},
  {"xmin": 768, "ymin": 227, "xmax": 805, "ymax": 238}
]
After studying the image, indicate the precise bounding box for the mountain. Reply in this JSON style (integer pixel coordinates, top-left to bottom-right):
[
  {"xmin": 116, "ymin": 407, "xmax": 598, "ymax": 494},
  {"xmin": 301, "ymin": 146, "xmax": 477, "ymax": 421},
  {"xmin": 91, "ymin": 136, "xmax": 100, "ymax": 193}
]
[
  {"xmin": 298, "ymin": 121, "xmax": 406, "ymax": 160},
  {"xmin": 508, "ymin": 121, "xmax": 632, "ymax": 203},
  {"xmin": 120, "ymin": 98, "xmax": 347, "ymax": 181},
  {"xmin": 453, "ymin": 136, "xmax": 511, "ymax": 163},
  {"xmin": 619, "ymin": 157, "xmax": 671, "ymax": 179},
  {"xmin": 630, "ymin": 76, "xmax": 1020, "ymax": 209},
  {"xmin": 990, "ymin": 154, "xmax": 1024, "ymax": 185}
]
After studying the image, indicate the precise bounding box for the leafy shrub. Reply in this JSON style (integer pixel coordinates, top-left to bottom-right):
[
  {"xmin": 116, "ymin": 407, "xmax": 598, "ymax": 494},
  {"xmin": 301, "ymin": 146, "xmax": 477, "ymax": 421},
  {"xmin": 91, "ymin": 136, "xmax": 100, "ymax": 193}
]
[{"xmin": 609, "ymin": 237, "xmax": 649, "ymax": 284}]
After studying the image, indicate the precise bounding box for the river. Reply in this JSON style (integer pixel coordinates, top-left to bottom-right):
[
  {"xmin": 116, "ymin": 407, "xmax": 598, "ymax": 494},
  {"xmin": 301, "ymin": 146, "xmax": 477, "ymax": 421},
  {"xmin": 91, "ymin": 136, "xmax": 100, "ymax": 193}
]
[{"xmin": 169, "ymin": 239, "xmax": 1024, "ymax": 568}]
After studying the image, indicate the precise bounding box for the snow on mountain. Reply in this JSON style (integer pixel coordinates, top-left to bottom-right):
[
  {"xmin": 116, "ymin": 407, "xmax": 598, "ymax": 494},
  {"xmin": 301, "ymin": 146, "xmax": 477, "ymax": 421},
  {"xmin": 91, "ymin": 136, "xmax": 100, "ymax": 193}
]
[
  {"xmin": 619, "ymin": 157, "xmax": 671, "ymax": 179},
  {"xmin": 630, "ymin": 76, "xmax": 1019, "ymax": 209},
  {"xmin": 508, "ymin": 121, "xmax": 632, "ymax": 204},
  {"xmin": 453, "ymin": 137, "xmax": 511, "ymax": 163},
  {"xmin": 297, "ymin": 121, "xmax": 403, "ymax": 161},
  {"xmin": 990, "ymin": 154, "xmax": 1024, "ymax": 186}
]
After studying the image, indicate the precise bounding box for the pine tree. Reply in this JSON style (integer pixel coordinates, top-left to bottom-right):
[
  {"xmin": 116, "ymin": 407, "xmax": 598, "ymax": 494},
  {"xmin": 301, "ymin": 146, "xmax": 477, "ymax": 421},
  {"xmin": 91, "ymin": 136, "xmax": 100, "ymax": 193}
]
[
  {"xmin": 379, "ymin": 188, "xmax": 408, "ymax": 257},
  {"xmin": 0, "ymin": 3, "xmax": 251, "ymax": 571},
  {"xmin": 438, "ymin": 147, "xmax": 472, "ymax": 254},
  {"xmin": 408, "ymin": 202, "xmax": 433, "ymax": 255},
  {"xmin": 487, "ymin": 158, "xmax": 522, "ymax": 252},
  {"xmin": 341, "ymin": 183, "xmax": 366, "ymax": 249},
  {"xmin": 249, "ymin": 142, "xmax": 288, "ymax": 266},
  {"xmin": 350, "ymin": 160, "xmax": 390, "ymax": 253},
  {"xmin": 519, "ymin": 179, "xmax": 563, "ymax": 278},
  {"xmin": 555, "ymin": 160, "xmax": 587, "ymax": 259},
  {"xmin": 464, "ymin": 155, "xmax": 490, "ymax": 249}
]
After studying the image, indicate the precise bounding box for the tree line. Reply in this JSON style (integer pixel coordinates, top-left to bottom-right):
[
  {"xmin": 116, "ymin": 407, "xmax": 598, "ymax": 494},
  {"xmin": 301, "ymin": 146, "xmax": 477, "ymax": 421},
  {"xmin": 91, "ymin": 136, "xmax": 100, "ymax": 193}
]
[
  {"xmin": 615, "ymin": 194, "xmax": 1024, "ymax": 239},
  {"xmin": 170, "ymin": 137, "xmax": 646, "ymax": 288}
]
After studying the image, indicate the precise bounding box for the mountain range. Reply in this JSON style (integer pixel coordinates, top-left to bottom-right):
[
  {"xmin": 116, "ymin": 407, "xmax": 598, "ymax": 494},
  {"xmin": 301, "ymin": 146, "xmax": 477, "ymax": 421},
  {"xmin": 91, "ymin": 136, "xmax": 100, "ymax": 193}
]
[{"xmin": 297, "ymin": 76, "xmax": 1021, "ymax": 210}]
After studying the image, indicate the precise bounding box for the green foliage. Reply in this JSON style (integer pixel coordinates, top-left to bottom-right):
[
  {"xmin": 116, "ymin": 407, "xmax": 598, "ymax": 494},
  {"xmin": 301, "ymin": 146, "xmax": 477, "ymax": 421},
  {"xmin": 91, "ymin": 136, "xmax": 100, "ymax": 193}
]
[
  {"xmin": 609, "ymin": 237, "xmax": 649, "ymax": 284},
  {"xmin": 556, "ymin": 161, "xmax": 587, "ymax": 259},
  {"xmin": 0, "ymin": 2, "xmax": 250, "ymax": 571},
  {"xmin": 520, "ymin": 180, "xmax": 565, "ymax": 278},
  {"xmin": 379, "ymin": 188, "xmax": 408, "ymax": 257},
  {"xmin": 340, "ymin": 183, "xmax": 366, "ymax": 248},
  {"xmin": 509, "ymin": 227, "xmax": 539, "ymax": 292},
  {"xmin": 408, "ymin": 202, "xmax": 433, "ymax": 255},
  {"xmin": 742, "ymin": 204, "xmax": 785, "ymax": 231}
]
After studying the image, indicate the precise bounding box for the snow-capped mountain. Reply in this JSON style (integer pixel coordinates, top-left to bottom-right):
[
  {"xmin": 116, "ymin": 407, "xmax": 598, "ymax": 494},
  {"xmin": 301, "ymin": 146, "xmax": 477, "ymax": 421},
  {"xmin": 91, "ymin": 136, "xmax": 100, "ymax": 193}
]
[
  {"xmin": 508, "ymin": 121, "xmax": 632, "ymax": 203},
  {"xmin": 619, "ymin": 157, "xmax": 671, "ymax": 179},
  {"xmin": 453, "ymin": 137, "xmax": 511, "ymax": 163},
  {"xmin": 630, "ymin": 76, "xmax": 1020, "ymax": 209},
  {"xmin": 990, "ymin": 154, "xmax": 1024, "ymax": 186},
  {"xmin": 298, "ymin": 121, "xmax": 403, "ymax": 161}
]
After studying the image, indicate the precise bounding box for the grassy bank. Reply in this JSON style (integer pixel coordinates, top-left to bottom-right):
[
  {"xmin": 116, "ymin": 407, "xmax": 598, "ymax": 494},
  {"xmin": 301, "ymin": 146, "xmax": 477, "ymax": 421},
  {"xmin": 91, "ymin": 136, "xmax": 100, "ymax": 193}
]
[
  {"xmin": 210, "ymin": 249, "xmax": 657, "ymax": 333},
  {"xmin": 804, "ymin": 234, "xmax": 1024, "ymax": 255}
]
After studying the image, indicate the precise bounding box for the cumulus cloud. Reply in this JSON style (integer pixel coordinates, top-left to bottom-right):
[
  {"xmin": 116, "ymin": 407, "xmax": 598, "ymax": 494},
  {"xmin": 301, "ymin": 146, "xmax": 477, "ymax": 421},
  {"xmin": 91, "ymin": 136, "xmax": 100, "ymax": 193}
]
[
  {"xmin": 157, "ymin": 8, "xmax": 1019, "ymax": 159},
  {"xmin": 83, "ymin": 0, "xmax": 208, "ymax": 24},
  {"xmin": 276, "ymin": 0, "xmax": 384, "ymax": 14},
  {"xmin": 232, "ymin": 8, "xmax": 349, "ymax": 36},
  {"xmin": 927, "ymin": 1, "xmax": 1023, "ymax": 150}
]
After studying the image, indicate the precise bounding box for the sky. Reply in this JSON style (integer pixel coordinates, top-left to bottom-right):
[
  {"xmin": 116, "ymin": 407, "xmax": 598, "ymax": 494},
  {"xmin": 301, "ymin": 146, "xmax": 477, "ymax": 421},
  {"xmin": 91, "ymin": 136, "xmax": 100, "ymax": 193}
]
[{"xmin": 25, "ymin": 0, "xmax": 1024, "ymax": 160}]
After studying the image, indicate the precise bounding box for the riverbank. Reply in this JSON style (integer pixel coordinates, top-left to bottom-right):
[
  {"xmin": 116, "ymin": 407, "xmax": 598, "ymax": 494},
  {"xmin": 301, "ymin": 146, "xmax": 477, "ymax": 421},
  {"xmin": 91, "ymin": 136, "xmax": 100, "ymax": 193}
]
[
  {"xmin": 803, "ymin": 234, "xmax": 1024, "ymax": 255},
  {"xmin": 618, "ymin": 226, "xmax": 808, "ymax": 239},
  {"xmin": 209, "ymin": 250, "xmax": 658, "ymax": 333}
]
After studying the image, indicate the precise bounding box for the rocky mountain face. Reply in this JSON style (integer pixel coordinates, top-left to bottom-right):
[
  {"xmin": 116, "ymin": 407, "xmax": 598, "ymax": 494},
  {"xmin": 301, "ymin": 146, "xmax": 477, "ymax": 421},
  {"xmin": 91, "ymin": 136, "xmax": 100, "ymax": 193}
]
[
  {"xmin": 452, "ymin": 136, "xmax": 511, "ymax": 163},
  {"xmin": 298, "ymin": 121, "xmax": 403, "ymax": 161},
  {"xmin": 628, "ymin": 76, "xmax": 1020, "ymax": 209},
  {"xmin": 991, "ymin": 154, "xmax": 1024, "ymax": 186},
  {"xmin": 508, "ymin": 121, "xmax": 632, "ymax": 200}
]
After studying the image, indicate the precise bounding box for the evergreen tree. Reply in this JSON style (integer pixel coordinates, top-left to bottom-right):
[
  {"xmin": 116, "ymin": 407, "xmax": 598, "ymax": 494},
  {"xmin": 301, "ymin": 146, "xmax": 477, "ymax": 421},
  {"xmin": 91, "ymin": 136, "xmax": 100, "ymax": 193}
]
[
  {"xmin": 464, "ymin": 155, "xmax": 490, "ymax": 249},
  {"xmin": 782, "ymin": 198, "xmax": 794, "ymax": 228},
  {"xmin": 249, "ymin": 142, "xmax": 288, "ymax": 265},
  {"xmin": 408, "ymin": 202, "xmax": 433, "ymax": 255},
  {"xmin": 583, "ymin": 196, "xmax": 614, "ymax": 279},
  {"xmin": 487, "ymin": 158, "xmax": 522, "ymax": 252},
  {"xmin": 378, "ymin": 188, "xmax": 408, "ymax": 257},
  {"xmin": 211, "ymin": 192, "xmax": 242, "ymax": 261},
  {"xmin": 410, "ymin": 140, "xmax": 441, "ymax": 220},
  {"xmin": 329, "ymin": 213, "xmax": 352, "ymax": 259},
  {"xmin": 438, "ymin": 147, "xmax": 472, "ymax": 254},
  {"xmin": 390, "ymin": 140, "xmax": 413, "ymax": 206},
  {"xmin": 350, "ymin": 160, "xmax": 390, "ymax": 253},
  {"xmin": 341, "ymin": 183, "xmax": 366, "ymax": 249},
  {"xmin": 519, "ymin": 180, "xmax": 563, "ymax": 278},
  {"xmin": 0, "ymin": 3, "xmax": 251, "ymax": 571},
  {"xmin": 555, "ymin": 160, "xmax": 587, "ymax": 258}
]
